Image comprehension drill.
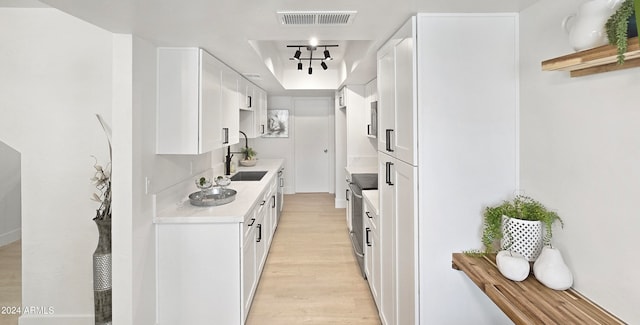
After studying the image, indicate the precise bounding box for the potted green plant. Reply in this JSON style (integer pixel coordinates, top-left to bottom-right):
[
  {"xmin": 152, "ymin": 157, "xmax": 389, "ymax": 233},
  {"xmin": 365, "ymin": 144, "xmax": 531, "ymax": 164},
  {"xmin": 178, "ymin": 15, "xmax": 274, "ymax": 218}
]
[
  {"xmin": 605, "ymin": 0, "xmax": 640, "ymax": 64},
  {"xmin": 478, "ymin": 195, "xmax": 563, "ymax": 261},
  {"xmin": 239, "ymin": 146, "xmax": 257, "ymax": 166}
]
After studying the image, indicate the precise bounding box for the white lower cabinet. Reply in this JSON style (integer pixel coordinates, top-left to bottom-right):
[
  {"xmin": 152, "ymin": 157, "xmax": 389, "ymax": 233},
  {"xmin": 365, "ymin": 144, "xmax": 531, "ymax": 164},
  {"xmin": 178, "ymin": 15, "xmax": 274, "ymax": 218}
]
[
  {"xmin": 378, "ymin": 152, "xmax": 417, "ymax": 325},
  {"xmin": 157, "ymin": 223, "xmax": 243, "ymax": 324},
  {"xmin": 157, "ymin": 175, "xmax": 279, "ymax": 325},
  {"xmin": 363, "ymin": 194, "xmax": 380, "ymax": 307}
]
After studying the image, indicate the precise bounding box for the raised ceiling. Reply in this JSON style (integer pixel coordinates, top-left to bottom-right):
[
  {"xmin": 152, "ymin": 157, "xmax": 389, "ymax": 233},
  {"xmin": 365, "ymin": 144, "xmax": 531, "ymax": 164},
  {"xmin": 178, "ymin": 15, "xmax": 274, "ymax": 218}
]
[{"xmin": 8, "ymin": 0, "xmax": 539, "ymax": 95}]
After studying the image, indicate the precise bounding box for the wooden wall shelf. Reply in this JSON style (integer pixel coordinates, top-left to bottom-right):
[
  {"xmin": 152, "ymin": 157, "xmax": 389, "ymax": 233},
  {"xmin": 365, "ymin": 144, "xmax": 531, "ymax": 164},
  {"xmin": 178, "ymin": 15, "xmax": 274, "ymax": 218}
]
[
  {"xmin": 451, "ymin": 253, "xmax": 626, "ymax": 324},
  {"xmin": 542, "ymin": 37, "xmax": 640, "ymax": 77}
]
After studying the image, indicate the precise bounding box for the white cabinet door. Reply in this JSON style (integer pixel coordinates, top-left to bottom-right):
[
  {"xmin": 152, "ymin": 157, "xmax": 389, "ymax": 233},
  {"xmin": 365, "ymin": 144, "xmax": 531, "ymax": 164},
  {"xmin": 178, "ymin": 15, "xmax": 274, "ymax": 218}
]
[
  {"xmin": 200, "ymin": 50, "xmax": 224, "ymax": 152},
  {"xmin": 394, "ymin": 35, "xmax": 417, "ymax": 166},
  {"xmin": 377, "ymin": 48, "xmax": 395, "ymax": 154},
  {"xmin": 255, "ymin": 201, "xmax": 268, "ymax": 274},
  {"xmin": 363, "ymin": 199, "xmax": 380, "ymax": 306},
  {"xmin": 378, "ymin": 152, "xmax": 395, "ymax": 325},
  {"xmin": 393, "ymin": 160, "xmax": 417, "ymax": 325},
  {"xmin": 221, "ymin": 66, "xmax": 240, "ymax": 146},
  {"xmin": 239, "ymin": 86, "xmax": 268, "ymax": 138},
  {"xmin": 242, "ymin": 217, "xmax": 256, "ymax": 320},
  {"xmin": 157, "ymin": 48, "xmax": 224, "ymax": 154}
]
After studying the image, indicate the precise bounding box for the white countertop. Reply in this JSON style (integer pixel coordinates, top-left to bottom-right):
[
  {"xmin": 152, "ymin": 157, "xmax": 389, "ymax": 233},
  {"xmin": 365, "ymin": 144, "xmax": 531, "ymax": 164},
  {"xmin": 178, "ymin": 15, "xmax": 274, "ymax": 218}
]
[
  {"xmin": 153, "ymin": 159, "xmax": 284, "ymax": 224},
  {"xmin": 362, "ymin": 190, "xmax": 379, "ymax": 216}
]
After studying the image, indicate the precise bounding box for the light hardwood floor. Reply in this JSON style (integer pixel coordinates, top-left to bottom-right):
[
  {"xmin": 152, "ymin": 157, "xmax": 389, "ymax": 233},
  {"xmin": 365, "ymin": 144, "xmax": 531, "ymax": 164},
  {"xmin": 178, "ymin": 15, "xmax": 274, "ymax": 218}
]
[
  {"xmin": 246, "ymin": 193, "xmax": 381, "ymax": 325},
  {"xmin": 0, "ymin": 240, "xmax": 21, "ymax": 325},
  {"xmin": 0, "ymin": 194, "xmax": 380, "ymax": 325}
]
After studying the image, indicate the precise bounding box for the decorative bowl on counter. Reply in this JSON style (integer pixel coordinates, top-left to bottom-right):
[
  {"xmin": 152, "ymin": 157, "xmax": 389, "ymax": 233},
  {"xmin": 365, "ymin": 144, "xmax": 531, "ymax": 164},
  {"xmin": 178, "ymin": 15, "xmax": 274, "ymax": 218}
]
[
  {"xmin": 239, "ymin": 159, "xmax": 257, "ymax": 167},
  {"xmin": 188, "ymin": 187, "xmax": 237, "ymax": 207},
  {"xmin": 215, "ymin": 175, "xmax": 231, "ymax": 187}
]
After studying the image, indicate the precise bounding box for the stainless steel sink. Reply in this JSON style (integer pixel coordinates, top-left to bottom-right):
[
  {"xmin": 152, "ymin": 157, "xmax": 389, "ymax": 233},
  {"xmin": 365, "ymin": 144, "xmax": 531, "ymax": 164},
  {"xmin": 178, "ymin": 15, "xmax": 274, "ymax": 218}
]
[
  {"xmin": 189, "ymin": 187, "xmax": 237, "ymax": 206},
  {"xmin": 230, "ymin": 171, "xmax": 267, "ymax": 181}
]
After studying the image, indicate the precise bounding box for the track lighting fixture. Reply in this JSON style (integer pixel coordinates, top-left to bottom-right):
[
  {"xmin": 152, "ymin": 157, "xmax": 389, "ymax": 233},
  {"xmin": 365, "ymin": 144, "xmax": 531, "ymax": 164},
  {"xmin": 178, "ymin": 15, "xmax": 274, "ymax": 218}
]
[{"xmin": 287, "ymin": 43, "xmax": 338, "ymax": 73}]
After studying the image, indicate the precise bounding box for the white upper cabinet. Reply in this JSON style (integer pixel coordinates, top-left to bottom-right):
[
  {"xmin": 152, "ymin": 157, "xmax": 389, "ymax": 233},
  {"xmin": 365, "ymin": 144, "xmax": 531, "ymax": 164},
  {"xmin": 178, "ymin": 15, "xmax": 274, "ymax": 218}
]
[
  {"xmin": 221, "ymin": 66, "xmax": 240, "ymax": 146},
  {"xmin": 239, "ymin": 82, "xmax": 267, "ymax": 138},
  {"xmin": 377, "ymin": 21, "xmax": 417, "ymax": 166},
  {"xmin": 157, "ymin": 47, "xmax": 240, "ymax": 154},
  {"xmin": 157, "ymin": 48, "xmax": 222, "ymax": 154},
  {"xmin": 365, "ymin": 78, "xmax": 378, "ymax": 138}
]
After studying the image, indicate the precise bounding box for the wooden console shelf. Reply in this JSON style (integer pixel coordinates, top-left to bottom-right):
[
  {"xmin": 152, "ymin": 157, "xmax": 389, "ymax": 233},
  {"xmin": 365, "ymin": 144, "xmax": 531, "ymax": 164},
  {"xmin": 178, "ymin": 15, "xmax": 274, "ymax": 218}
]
[
  {"xmin": 452, "ymin": 253, "xmax": 626, "ymax": 324},
  {"xmin": 542, "ymin": 37, "xmax": 640, "ymax": 77}
]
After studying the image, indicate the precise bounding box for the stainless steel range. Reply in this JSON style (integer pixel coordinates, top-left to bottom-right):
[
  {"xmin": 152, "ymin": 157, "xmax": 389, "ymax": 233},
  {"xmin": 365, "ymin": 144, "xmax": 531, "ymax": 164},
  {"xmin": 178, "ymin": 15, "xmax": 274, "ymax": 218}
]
[{"xmin": 348, "ymin": 173, "xmax": 378, "ymax": 278}]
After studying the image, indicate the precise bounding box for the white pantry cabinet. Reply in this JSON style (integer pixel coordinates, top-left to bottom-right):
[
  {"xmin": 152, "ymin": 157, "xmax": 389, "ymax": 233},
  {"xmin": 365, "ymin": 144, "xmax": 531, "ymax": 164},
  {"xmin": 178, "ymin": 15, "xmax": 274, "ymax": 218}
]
[
  {"xmin": 373, "ymin": 14, "xmax": 518, "ymax": 324},
  {"xmin": 157, "ymin": 48, "xmax": 226, "ymax": 154},
  {"xmin": 377, "ymin": 24, "xmax": 417, "ymax": 166}
]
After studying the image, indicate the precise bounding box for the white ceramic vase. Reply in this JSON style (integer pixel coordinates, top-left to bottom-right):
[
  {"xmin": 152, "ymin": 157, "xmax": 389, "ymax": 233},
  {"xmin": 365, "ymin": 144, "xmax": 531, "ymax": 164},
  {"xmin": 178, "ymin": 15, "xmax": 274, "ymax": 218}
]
[
  {"xmin": 496, "ymin": 250, "xmax": 530, "ymax": 282},
  {"xmin": 501, "ymin": 215, "xmax": 543, "ymax": 262},
  {"xmin": 562, "ymin": 0, "xmax": 625, "ymax": 51},
  {"xmin": 533, "ymin": 246, "xmax": 573, "ymax": 291}
]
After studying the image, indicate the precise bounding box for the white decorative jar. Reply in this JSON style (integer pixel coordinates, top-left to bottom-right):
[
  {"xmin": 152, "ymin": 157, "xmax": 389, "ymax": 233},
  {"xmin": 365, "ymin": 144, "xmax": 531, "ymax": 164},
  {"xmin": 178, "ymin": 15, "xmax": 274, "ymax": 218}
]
[
  {"xmin": 501, "ymin": 215, "xmax": 543, "ymax": 262},
  {"xmin": 562, "ymin": 0, "xmax": 625, "ymax": 51}
]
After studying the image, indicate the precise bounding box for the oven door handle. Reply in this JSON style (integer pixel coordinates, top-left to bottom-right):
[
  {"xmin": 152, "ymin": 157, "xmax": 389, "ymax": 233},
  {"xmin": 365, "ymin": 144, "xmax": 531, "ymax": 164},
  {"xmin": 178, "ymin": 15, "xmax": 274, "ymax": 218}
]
[
  {"xmin": 349, "ymin": 231, "xmax": 364, "ymax": 258},
  {"xmin": 348, "ymin": 182, "xmax": 363, "ymax": 199}
]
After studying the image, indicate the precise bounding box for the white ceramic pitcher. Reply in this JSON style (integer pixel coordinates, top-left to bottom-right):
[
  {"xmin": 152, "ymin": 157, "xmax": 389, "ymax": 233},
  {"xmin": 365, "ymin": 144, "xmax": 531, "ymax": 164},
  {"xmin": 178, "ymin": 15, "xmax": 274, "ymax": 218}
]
[{"xmin": 562, "ymin": 0, "xmax": 624, "ymax": 51}]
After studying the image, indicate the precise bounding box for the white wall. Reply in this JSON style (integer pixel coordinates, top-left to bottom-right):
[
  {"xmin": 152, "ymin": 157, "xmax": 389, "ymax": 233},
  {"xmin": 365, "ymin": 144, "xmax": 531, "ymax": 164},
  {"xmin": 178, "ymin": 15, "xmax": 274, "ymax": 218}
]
[
  {"xmin": 0, "ymin": 141, "xmax": 21, "ymax": 246},
  {"xmin": 244, "ymin": 96, "xmax": 334, "ymax": 195},
  {"xmin": 417, "ymin": 14, "xmax": 518, "ymax": 324},
  {"xmin": 0, "ymin": 8, "xmax": 113, "ymax": 324},
  {"xmin": 520, "ymin": 1, "xmax": 640, "ymax": 323}
]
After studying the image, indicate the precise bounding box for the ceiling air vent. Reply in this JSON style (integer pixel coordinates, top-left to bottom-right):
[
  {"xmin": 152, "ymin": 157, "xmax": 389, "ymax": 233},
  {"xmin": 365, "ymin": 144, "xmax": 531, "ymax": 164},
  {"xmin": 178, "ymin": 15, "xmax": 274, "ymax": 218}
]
[{"xmin": 277, "ymin": 11, "xmax": 357, "ymax": 26}]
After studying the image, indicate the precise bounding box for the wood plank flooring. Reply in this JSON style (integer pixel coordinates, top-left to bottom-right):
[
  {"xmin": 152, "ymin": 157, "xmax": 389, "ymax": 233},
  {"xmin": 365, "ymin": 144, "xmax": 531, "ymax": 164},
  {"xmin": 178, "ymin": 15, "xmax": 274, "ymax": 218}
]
[
  {"xmin": 0, "ymin": 240, "xmax": 21, "ymax": 325},
  {"xmin": 246, "ymin": 193, "xmax": 380, "ymax": 325}
]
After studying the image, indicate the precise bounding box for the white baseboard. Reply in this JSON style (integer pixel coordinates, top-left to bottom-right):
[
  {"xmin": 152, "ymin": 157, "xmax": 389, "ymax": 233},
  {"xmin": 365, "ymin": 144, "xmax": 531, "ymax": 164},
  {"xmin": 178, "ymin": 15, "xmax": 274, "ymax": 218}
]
[
  {"xmin": 0, "ymin": 228, "xmax": 20, "ymax": 247},
  {"xmin": 19, "ymin": 314, "xmax": 93, "ymax": 325},
  {"xmin": 335, "ymin": 198, "xmax": 347, "ymax": 209}
]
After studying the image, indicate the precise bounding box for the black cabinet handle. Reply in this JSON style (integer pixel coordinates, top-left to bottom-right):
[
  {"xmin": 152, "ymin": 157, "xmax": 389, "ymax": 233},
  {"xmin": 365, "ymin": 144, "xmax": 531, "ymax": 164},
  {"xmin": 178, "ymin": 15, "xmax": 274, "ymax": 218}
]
[
  {"xmin": 256, "ymin": 224, "xmax": 262, "ymax": 242},
  {"xmin": 385, "ymin": 129, "xmax": 394, "ymax": 152},
  {"xmin": 261, "ymin": 124, "xmax": 265, "ymax": 134},
  {"xmin": 271, "ymin": 195, "xmax": 276, "ymax": 208},
  {"xmin": 346, "ymin": 189, "xmax": 350, "ymax": 201},
  {"xmin": 223, "ymin": 127, "xmax": 229, "ymax": 144},
  {"xmin": 260, "ymin": 200, "xmax": 266, "ymax": 206},
  {"xmin": 367, "ymin": 124, "xmax": 371, "ymax": 135},
  {"xmin": 366, "ymin": 211, "xmax": 372, "ymax": 219},
  {"xmin": 366, "ymin": 227, "xmax": 371, "ymax": 247},
  {"xmin": 248, "ymin": 218, "xmax": 255, "ymax": 227},
  {"xmin": 248, "ymin": 95, "xmax": 252, "ymax": 108},
  {"xmin": 385, "ymin": 162, "xmax": 394, "ymax": 186}
]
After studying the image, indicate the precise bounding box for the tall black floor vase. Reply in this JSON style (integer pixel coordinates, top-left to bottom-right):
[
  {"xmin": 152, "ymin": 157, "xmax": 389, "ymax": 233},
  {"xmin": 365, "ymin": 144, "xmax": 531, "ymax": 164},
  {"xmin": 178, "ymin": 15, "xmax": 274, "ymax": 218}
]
[{"xmin": 93, "ymin": 217, "xmax": 112, "ymax": 325}]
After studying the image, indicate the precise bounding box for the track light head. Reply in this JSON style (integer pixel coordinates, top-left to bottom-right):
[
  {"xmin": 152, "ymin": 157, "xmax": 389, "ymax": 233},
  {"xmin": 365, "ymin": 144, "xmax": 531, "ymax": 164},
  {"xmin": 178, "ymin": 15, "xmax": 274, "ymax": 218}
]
[
  {"xmin": 297, "ymin": 62, "xmax": 303, "ymax": 70},
  {"xmin": 321, "ymin": 61, "xmax": 328, "ymax": 70},
  {"xmin": 294, "ymin": 49, "xmax": 301, "ymax": 59},
  {"xmin": 324, "ymin": 49, "xmax": 331, "ymax": 60},
  {"xmin": 308, "ymin": 66, "xmax": 313, "ymax": 75}
]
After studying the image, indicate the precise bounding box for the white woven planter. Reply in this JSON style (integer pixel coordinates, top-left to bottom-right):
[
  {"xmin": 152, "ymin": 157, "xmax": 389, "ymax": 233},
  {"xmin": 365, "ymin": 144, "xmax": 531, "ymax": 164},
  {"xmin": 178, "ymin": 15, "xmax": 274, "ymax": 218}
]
[{"xmin": 501, "ymin": 215, "xmax": 543, "ymax": 261}]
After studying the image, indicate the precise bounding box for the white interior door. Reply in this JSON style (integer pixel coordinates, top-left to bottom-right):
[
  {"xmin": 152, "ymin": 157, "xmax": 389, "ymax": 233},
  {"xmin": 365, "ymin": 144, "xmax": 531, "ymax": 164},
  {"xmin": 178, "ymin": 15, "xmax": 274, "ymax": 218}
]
[{"xmin": 294, "ymin": 98, "xmax": 330, "ymax": 193}]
